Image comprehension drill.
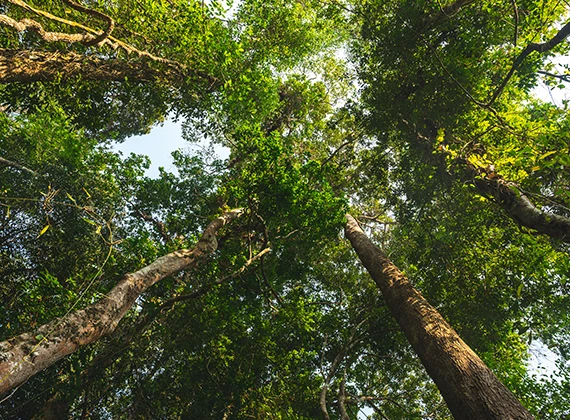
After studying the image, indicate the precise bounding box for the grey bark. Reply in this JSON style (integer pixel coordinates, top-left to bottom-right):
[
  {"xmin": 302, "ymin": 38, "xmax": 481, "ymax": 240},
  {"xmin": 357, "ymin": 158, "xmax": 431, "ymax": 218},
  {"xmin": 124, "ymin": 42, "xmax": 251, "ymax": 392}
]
[{"xmin": 0, "ymin": 209, "xmax": 243, "ymax": 395}]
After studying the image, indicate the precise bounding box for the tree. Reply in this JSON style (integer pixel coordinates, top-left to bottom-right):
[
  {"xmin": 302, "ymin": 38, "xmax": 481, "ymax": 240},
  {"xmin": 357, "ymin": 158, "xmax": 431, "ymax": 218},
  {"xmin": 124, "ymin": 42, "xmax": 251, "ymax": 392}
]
[
  {"xmin": 1, "ymin": 0, "xmax": 570, "ymax": 418},
  {"xmin": 345, "ymin": 214, "xmax": 533, "ymax": 419}
]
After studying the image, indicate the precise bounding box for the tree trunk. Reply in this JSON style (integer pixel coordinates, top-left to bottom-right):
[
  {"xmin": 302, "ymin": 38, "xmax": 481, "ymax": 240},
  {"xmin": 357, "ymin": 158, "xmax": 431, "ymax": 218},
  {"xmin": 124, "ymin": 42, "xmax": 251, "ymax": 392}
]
[
  {"xmin": 0, "ymin": 209, "xmax": 242, "ymax": 395},
  {"xmin": 344, "ymin": 214, "xmax": 534, "ymax": 420}
]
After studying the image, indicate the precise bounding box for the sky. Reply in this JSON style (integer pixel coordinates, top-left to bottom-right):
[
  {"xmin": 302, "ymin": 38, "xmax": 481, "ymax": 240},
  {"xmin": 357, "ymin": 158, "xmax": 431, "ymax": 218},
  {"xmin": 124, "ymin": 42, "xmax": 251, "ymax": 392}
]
[{"xmin": 112, "ymin": 119, "xmax": 229, "ymax": 178}]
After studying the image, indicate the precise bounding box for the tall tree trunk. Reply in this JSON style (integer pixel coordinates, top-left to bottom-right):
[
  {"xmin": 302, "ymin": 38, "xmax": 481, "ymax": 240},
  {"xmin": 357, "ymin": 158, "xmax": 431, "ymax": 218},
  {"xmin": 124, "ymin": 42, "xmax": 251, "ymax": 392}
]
[
  {"xmin": 344, "ymin": 214, "xmax": 534, "ymax": 420},
  {"xmin": 0, "ymin": 209, "xmax": 242, "ymax": 395}
]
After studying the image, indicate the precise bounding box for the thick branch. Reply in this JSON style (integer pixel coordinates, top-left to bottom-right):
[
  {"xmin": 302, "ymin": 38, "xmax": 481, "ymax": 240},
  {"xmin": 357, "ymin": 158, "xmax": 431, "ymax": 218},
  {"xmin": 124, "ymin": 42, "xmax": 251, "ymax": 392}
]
[
  {"xmin": 345, "ymin": 214, "xmax": 533, "ymax": 419},
  {"xmin": 338, "ymin": 374, "xmax": 350, "ymax": 420},
  {"xmin": 0, "ymin": 209, "xmax": 243, "ymax": 395},
  {"xmin": 0, "ymin": 14, "xmax": 91, "ymax": 43},
  {"xmin": 4, "ymin": 0, "xmax": 213, "ymax": 79},
  {"xmin": 0, "ymin": 49, "xmax": 180, "ymax": 84},
  {"xmin": 462, "ymin": 160, "xmax": 570, "ymax": 243}
]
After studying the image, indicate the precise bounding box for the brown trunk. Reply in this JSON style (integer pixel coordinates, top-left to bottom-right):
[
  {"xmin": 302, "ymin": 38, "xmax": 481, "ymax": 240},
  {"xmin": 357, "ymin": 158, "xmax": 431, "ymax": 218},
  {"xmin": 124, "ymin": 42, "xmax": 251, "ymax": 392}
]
[
  {"xmin": 0, "ymin": 49, "xmax": 182, "ymax": 84},
  {"xmin": 0, "ymin": 209, "xmax": 242, "ymax": 395},
  {"xmin": 344, "ymin": 214, "xmax": 534, "ymax": 420}
]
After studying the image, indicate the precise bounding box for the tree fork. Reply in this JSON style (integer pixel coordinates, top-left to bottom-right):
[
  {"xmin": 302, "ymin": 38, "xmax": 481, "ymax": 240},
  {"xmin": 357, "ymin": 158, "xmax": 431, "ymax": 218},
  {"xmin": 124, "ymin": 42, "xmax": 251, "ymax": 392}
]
[
  {"xmin": 0, "ymin": 209, "xmax": 243, "ymax": 396},
  {"xmin": 344, "ymin": 214, "xmax": 534, "ymax": 420}
]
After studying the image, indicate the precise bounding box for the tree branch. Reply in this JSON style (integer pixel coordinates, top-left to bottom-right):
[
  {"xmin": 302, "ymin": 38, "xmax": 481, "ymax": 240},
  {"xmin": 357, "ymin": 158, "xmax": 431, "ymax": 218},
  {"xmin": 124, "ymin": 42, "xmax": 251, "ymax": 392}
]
[
  {"xmin": 488, "ymin": 20, "xmax": 570, "ymax": 106},
  {"xmin": 133, "ymin": 207, "xmax": 171, "ymax": 244},
  {"xmin": 61, "ymin": 0, "xmax": 115, "ymax": 46},
  {"xmin": 0, "ymin": 156, "xmax": 38, "ymax": 176},
  {"xmin": 161, "ymin": 247, "xmax": 271, "ymax": 307},
  {"xmin": 0, "ymin": 14, "xmax": 91, "ymax": 43},
  {"xmin": 0, "ymin": 208, "xmax": 243, "ymax": 395},
  {"xmin": 538, "ymin": 70, "xmax": 570, "ymax": 83},
  {"xmin": 338, "ymin": 372, "xmax": 350, "ymax": 420}
]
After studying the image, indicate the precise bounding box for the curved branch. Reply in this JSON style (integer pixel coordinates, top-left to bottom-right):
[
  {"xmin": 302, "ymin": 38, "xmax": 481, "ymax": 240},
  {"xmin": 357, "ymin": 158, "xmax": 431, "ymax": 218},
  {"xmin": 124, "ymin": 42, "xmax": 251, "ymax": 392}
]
[
  {"xmin": 471, "ymin": 171, "xmax": 570, "ymax": 243},
  {"xmin": 162, "ymin": 247, "xmax": 271, "ymax": 307},
  {"xmin": 488, "ymin": 20, "xmax": 570, "ymax": 106},
  {"xmin": 0, "ymin": 209, "xmax": 243, "ymax": 395},
  {"xmin": 0, "ymin": 14, "xmax": 91, "ymax": 43},
  {"xmin": 62, "ymin": 0, "xmax": 115, "ymax": 46},
  {"xmin": 4, "ymin": 0, "xmax": 196, "ymax": 75}
]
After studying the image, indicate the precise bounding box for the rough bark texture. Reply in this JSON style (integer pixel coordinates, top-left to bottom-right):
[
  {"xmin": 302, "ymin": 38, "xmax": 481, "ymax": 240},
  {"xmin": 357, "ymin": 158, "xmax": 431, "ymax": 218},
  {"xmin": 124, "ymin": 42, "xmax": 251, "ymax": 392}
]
[
  {"xmin": 474, "ymin": 176, "xmax": 570, "ymax": 242},
  {"xmin": 461, "ymin": 160, "xmax": 570, "ymax": 243},
  {"xmin": 0, "ymin": 49, "xmax": 181, "ymax": 84},
  {"xmin": 0, "ymin": 209, "xmax": 243, "ymax": 395},
  {"xmin": 344, "ymin": 214, "xmax": 534, "ymax": 420}
]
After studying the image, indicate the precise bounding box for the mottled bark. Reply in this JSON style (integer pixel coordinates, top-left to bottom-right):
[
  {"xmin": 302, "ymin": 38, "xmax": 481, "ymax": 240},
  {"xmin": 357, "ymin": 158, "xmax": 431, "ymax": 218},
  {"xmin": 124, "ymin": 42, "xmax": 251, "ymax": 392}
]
[
  {"xmin": 345, "ymin": 214, "xmax": 534, "ymax": 420},
  {"xmin": 0, "ymin": 209, "xmax": 242, "ymax": 395},
  {"xmin": 0, "ymin": 49, "xmax": 181, "ymax": 84}
]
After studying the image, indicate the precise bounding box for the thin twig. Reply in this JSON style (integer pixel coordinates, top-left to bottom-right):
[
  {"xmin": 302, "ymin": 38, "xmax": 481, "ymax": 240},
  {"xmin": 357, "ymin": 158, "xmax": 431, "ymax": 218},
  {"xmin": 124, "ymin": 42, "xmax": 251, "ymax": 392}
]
[
  {"xmin": 0, "ymin": 156, "xmax": 38, "ymax": 176},
  {"xmin": 162, "ymin": 247, "xmax": 271, "ymax": 307}
]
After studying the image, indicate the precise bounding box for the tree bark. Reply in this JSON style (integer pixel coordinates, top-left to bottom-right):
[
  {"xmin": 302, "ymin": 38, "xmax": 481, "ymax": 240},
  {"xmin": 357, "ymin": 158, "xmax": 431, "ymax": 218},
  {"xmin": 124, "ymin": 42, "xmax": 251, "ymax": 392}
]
[
  {"xmin": 0, "ymin": 209, "xmax": 243, "ymax": 395},
  {"xmin": 0, "ymin": 49, "xmax": 183, "ymax": 84},
  {"xmin": 344, "ymin": 214, "xmax": 534, "ymax": 420},
  {"xmin": 461, "ymin": 159, "xmax": 570, "ymax": 243}
]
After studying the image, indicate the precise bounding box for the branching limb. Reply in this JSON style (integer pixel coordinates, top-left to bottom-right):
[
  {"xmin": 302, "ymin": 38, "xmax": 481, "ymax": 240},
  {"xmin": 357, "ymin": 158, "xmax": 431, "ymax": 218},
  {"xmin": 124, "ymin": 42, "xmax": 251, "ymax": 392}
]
[
  {"xmin": 0, "ymin": 14, "xmax": 91, "ymax": 43},
  {"xmin": 488, "ymin": 20, "xmax": 570, "ymax": 106},
  {"xmin": 162, "ymin": 247, "xmax": 271, "ymax": 308},
  {"xmin": 3, "ymin": 0, "xmax": 215, "ymax": 81},
  {"xmin": 461, "ymin": 158, "xmax": 570, "ymax": 243},
  {"xmin": 538, "ymin": 70, "xmax": 570, "ymax": 83},
  {"xmin": 62, "ymin": 0, "xmax": 115, "ymax": 46},
  {"xmin": 0, "ymin": 208, "xmax": 243, "ymax": 395},
  {"xmin": 133, "ymin": 207, "xmax": 171, "ymax": 244}
]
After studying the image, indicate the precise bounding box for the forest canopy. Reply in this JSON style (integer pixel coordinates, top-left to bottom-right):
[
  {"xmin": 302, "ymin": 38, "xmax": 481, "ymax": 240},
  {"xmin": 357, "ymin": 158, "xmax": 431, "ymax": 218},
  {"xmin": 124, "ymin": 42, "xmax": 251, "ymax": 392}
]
[{"xmin": 0, "ymin": 0, "xmax": 569, "ymax": 418}]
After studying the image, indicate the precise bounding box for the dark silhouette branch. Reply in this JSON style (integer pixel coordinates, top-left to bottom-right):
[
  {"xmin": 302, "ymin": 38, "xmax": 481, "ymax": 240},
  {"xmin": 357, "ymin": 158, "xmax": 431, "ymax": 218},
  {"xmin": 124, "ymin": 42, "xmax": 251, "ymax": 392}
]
[
  {"xmin": 0, "ymin": 157, "xmax": 38, "ymax": 176},
  {"xmin": 488, "ymin": 20, "xmax": 570, "ymax": 106},
  {"xmin": 511, "ymin": 0, "xmax": 519, "ymax": 47},
  {"xmin": 538, "ymin": 70, "xmax": 570, "ymax": 83},
  {"xmin": 133, "ymin": 208, "xmax": 171, "ymax": 244},
  {"xmin": 162, "ymin": 247, "xmax": 271, "ymax": 308}
]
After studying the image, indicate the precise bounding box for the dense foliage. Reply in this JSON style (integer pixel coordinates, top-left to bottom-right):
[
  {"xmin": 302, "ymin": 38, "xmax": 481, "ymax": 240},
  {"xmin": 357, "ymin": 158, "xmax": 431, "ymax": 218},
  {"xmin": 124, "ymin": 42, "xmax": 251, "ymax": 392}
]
[{"xmin": 1, "ymin": 0, "xmax": 569, "ymax": 418}]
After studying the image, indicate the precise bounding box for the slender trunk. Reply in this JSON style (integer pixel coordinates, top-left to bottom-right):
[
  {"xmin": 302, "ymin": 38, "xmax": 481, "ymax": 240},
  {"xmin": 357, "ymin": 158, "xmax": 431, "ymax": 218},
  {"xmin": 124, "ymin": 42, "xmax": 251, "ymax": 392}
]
[
  {"xmin": 344, "ymin": 214, "xmax": 534, "ymax": 420},
  {"xmin": 0, "ymin": 209, "xmax": 242, "ymax": 395}
]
